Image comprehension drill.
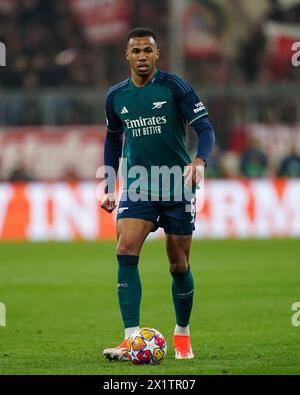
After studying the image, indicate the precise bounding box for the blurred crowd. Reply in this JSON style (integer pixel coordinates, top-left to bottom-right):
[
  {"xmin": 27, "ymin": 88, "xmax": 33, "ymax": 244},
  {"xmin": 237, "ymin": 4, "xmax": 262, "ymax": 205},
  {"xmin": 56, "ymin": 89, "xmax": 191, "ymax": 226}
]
[
  {"xmin": 1, "ymin": 0, "xmax": 300, "ymax": 90},
  {"xmin": 0, "ymin": 0, "xmax": 300, "ymax": 180},
  {"xmin": 0, "ymin": 0, "xmax": 168, "ymax": 89},
  {"xmin": 204, "ymin": 140, "xmax": 300, "ymax": 178}
]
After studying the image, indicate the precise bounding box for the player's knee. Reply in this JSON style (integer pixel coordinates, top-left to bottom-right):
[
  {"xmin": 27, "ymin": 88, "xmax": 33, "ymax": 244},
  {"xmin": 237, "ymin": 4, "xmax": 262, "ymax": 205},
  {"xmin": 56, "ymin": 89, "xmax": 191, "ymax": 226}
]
[
  {"xmin": 117, "ymin": 240, "xmax": 140, "ymax": 256},
  {"xmin": 169, "ymin": 260, "xmax": 189, "ymax": 275}
]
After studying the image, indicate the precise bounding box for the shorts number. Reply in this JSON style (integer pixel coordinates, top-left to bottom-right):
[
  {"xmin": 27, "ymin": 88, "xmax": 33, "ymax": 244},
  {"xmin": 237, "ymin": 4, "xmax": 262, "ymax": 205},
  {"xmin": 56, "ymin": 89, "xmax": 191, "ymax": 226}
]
[{"xmin": 190, "ymin": 197, "xmax": 196, "ymax": 223}]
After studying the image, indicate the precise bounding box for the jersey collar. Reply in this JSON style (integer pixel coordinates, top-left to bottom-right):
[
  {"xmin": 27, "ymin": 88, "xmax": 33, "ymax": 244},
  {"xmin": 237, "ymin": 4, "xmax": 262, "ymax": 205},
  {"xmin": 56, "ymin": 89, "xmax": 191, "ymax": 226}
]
[{"xmin": 130, "ymin": 69, "xmax": 159, "ymax": 88}]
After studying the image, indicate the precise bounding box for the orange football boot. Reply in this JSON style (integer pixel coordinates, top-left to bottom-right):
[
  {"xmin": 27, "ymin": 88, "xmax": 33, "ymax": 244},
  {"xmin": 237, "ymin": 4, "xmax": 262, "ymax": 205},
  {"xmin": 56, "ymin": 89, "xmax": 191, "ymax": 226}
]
[
  {"xmin": 173, "ymin": 335, "xmax": 194, "ymax": 359},
  {"xmin": 103, "ymin": 339, "xmax": 130, "ymax": 361}
]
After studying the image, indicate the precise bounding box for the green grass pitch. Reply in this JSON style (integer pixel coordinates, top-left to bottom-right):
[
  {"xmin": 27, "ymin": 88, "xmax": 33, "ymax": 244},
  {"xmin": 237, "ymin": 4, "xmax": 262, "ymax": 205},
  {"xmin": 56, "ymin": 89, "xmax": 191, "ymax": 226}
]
[{"xmin": 0, "ymin": 239, "xmax": 300, "ymax": 375}]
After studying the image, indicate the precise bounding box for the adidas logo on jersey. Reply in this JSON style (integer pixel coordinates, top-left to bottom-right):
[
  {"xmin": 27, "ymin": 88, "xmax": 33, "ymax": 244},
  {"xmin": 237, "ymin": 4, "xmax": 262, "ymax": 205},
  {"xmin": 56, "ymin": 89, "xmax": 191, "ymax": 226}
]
[{"xmin": 121, "ymin": 107, "xmax": 129, "ymax": 114}]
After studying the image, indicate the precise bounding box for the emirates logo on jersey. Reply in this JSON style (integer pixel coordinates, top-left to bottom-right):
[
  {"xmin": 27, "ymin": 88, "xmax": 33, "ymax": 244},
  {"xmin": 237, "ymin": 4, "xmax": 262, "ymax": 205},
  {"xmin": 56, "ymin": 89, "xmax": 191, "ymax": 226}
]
[
  {"xmin": 124, "ymin": 116, "xmax": 167, "ymax": 129},
  {"xmin": 124, "ymin": 116, "xmax": 167, "ymax": 138}
]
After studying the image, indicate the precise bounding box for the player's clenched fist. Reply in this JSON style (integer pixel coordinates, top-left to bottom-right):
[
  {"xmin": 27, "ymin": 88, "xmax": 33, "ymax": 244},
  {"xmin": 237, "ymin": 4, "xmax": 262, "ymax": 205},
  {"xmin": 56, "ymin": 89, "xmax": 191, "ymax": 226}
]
[
  {"xmin": 101, "ymin": 193, "xmax": 117, "ymax": 213},
  {"xmin": 183, "ymin": 157, "xmax": 205, "ymax": 187}
]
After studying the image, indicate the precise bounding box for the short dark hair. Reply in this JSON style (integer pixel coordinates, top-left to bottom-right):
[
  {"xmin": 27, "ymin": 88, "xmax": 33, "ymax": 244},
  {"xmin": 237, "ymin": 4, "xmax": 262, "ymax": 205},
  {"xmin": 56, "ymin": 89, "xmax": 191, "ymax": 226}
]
[{"xmin": 127, "ymin": 27, "xmax": 157, "ymax": 44}]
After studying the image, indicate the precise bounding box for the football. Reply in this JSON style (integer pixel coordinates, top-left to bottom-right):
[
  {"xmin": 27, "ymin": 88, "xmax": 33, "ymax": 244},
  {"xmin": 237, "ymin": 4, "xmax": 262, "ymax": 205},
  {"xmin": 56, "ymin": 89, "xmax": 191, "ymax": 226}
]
[{"xmin": 126, "ymin": 327, "xmax": 167, "ymax": 365}]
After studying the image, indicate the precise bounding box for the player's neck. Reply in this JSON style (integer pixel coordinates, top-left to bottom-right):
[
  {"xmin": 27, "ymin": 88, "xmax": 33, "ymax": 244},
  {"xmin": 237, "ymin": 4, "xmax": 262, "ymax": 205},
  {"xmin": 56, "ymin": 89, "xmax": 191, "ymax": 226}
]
[{"xmin": 131, "ymin": 69, "xmax": 156, "ymax": 87}]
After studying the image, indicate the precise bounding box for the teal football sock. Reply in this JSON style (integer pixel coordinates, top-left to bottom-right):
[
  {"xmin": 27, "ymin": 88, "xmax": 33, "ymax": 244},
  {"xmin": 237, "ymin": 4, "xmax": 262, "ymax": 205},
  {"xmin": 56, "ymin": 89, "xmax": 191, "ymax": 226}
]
[
  {"xmin": 171, "ymin": 267, "xmax": 194, "ymax": 327},
  {"xmin": 117, "ymin": 255, "xmax": 141, "ymax": 329}
]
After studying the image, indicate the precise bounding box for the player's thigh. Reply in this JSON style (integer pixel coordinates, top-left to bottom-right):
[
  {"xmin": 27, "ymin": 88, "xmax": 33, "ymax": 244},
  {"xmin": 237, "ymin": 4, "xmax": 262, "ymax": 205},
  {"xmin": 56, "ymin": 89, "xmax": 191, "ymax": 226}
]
[
  {"xmin": 117, "ymin": 218, "xmax": 154, "ymax": 255},
  {"xmin": 159, "ymin": 199, "xmax": 196, "ymax": 237},
  {"xmin": 165, "ymin": 234, "xmax": 192, "ymax": 272}
]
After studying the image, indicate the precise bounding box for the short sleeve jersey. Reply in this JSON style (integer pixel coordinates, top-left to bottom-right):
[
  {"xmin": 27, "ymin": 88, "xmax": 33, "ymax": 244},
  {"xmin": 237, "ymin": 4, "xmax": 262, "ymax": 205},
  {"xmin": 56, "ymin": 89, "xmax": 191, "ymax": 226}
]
[{"xmin": 105, "ymin": 70, "xmax": 208, "ymax": 197}]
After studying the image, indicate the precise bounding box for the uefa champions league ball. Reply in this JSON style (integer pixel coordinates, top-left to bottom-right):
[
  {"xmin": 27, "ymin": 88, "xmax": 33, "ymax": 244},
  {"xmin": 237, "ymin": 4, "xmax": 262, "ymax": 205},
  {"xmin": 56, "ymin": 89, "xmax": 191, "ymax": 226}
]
[{"xmin": 126, "ymin": 327, "xmax": 167, "ymax": 365}]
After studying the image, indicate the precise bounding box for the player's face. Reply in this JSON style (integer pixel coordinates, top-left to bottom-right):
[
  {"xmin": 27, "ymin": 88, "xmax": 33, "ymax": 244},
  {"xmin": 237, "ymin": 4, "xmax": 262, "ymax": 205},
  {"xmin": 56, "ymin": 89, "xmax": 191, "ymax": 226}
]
[{"xmin": 126, "ymin": 36, "xmax": 160, "ymax": 78}]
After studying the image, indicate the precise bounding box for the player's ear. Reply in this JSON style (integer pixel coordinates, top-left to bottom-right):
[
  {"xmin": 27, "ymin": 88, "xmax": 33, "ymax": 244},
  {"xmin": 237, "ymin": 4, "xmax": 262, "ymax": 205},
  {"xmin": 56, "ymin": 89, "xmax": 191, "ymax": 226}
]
[
  {"xmin": 125, "ymin": 48, "xmax": 130, "ymax": 61},
  {"xmin": 155, "ymin": 48, "xmax": 160, "ymax": 60}
]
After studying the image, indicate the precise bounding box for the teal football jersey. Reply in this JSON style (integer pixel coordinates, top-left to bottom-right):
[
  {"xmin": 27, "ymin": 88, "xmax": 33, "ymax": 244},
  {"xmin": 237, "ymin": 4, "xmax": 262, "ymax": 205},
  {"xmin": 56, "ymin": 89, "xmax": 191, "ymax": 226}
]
[{"xmin": 105, "ymin": 70, "xmax": 208, "ymax": 198}]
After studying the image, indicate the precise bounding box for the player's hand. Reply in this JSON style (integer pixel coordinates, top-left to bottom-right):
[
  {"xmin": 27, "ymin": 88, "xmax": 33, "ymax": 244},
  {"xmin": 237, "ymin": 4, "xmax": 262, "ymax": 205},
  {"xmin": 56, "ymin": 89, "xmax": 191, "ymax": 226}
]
[
  {"xmin": 184, "ymin": 157, "xmax": 205, "ymax": 187},
  {"xmin": 101, "ymin": 193, "xmax": 117, "ymax": 213}
]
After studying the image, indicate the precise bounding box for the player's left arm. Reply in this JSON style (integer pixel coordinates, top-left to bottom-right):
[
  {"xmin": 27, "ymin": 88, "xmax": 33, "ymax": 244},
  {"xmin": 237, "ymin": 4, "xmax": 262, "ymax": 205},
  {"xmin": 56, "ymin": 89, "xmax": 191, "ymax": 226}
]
[
  {"xmin": 183, "ymin": 115, "xmax": 215, "ymax": 186},
  {"xmin": 177, "ymin": 79, "xmax": 215, "ymax": 184}
]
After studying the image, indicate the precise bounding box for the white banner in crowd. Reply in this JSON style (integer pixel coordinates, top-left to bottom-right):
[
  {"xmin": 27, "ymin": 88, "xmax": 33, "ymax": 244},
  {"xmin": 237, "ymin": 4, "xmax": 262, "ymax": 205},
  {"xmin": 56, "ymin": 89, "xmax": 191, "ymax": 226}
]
[
  {"xmin": 0, "ymin": 126, "xmax": 105, "ymax": 180},
  {"xmin": 68, "ymin": 0, "xmax": 130, "ymax": 44}
]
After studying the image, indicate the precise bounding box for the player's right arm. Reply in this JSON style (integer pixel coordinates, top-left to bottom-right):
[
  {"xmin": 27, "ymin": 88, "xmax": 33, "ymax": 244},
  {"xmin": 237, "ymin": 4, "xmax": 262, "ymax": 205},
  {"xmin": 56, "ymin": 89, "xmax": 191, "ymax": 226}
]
[{"xmin": 101, "ymin": 90, "xmax": 123, "ymax": 213}]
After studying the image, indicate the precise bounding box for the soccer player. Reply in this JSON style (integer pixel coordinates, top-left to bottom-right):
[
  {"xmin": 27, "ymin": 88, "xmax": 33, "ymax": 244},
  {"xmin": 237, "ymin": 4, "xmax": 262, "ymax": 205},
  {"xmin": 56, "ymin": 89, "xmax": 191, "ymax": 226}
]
[{"xmin": 101, "ymin": 28, "xmax": 215, "ymax": 360}]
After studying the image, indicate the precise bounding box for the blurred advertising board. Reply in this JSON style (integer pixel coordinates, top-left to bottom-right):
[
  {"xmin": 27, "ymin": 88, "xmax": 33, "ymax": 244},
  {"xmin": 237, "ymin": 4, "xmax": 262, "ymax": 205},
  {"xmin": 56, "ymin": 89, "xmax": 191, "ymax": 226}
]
[{"xmin": 0, "ymin": 179, "xmax": 299, "ymax": 240}]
